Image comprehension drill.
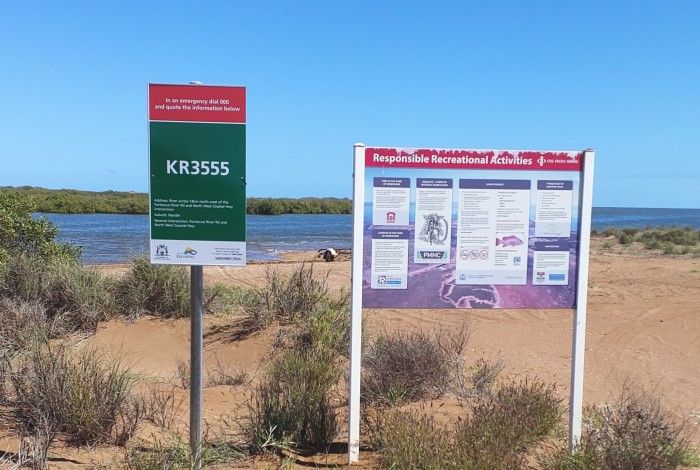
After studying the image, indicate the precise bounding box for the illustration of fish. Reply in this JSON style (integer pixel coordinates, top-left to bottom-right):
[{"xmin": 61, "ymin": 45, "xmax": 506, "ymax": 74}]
[{"xmin": 496, "ymin": 235, "xmax": 524, "ymax": 247}]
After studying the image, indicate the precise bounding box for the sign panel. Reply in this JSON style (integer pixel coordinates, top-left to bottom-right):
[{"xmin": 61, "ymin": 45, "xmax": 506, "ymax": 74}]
[
  {"xmin": 361, "ymin": 147, "xmax": 583, "ymax": 309},
  {"xmin": 148, "ymin": 83, "xmax": 246, "ymax": 266}
]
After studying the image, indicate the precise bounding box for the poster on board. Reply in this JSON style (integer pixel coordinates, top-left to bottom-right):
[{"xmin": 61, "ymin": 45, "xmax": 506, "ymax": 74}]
[{"xmin": 361, "ymin": 147, "xmax": 583, "ymax": 309}]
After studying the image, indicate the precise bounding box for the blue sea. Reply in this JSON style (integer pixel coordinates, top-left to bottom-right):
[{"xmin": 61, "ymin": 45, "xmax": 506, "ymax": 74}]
[{"xmin": 41, "ymin": 207, "xmax": 699, "ymax": 264}]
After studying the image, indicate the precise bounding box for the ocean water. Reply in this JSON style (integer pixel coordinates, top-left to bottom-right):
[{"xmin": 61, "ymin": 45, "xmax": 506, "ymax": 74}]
[{"xmin": 41, "ymin": 207, "xmax": 699, "ymax": 264}]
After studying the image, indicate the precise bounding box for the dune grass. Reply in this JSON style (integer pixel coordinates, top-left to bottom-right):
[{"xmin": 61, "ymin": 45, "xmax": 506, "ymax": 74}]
[{"xmin": 593, "ymin": 226, "xmax": 700, "ymax": 255}]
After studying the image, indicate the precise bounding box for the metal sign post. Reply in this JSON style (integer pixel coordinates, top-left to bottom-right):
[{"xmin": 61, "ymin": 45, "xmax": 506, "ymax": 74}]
[{"xmin": 190, "ymin": 265, "xmax": 204, "ymax": 468}]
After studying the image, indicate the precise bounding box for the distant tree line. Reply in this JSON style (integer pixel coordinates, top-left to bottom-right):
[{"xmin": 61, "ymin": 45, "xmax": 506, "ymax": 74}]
[
  {"xmin": 0, "ymin": 186, "xmax": 148, "ymax": 214},
  {"xmin": 246, "ymin": 197, "xmax": 351, "ymax": 215},
  {"xmin": 0, "ymin": 187, "xmax": 351, "ymax": 215}
]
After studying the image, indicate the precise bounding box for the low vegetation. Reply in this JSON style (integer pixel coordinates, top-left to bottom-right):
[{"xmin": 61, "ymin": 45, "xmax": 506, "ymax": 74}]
[
  {"xmin": 362, "ymin": 326, "xmax": 468, "ymax": 405},
  {"xmin": 1, "ymin": 254, "xmax": 111, "ymax": 334},
  {"xmin": 113, "ymin": 256, "xmax": 190, "ymax": 318},
  {"xmin": 0, "ymin": 191, "xmax": 80, "ymax": 264},
  {"xmin": 593, "ymin": 226, "xmax": 700, "ymax": 255},
  {"xmin": 539, "ymin": 386, "xmax": 695, "ymax": 470},
  {"xmin": 123, "ymin": 437, "xmax": 244, "ymax": 469},
  {"xmin": 243, "ymin": 264, "xmax": 349, "ymax": 455},
  {"xmin": 9, "ymin": 342, "xmax": 140, "ymax": 447},
  {"xmin": 246, "ymin": 348, "xmax": 341, "ymax": 453},
  {"xmin": 236, "ymin": 264, "xmax": 336, "ymax": 334},
  {"xmin": 368, "ymin": 378, "xmax": 563, "ymax": 469},
  {"xmin": 2, "ymin": 189, "xmax": 697, "ymax": 468}
]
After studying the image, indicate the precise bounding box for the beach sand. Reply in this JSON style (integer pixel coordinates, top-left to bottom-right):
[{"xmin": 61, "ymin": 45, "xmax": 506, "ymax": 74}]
[{"xmin": 2, "ymin": 246, "xmax": 698, "ymax": 467}]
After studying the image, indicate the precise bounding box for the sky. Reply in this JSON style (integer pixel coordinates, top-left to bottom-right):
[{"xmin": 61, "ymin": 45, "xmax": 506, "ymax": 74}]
[{"xmin": 1, "ymin": 1, "xmax": 699, "ymax": 208}]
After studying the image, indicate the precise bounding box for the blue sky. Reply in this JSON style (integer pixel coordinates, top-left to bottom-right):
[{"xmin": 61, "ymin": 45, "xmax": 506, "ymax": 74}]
[{"xmin": 1, "ymin": 1, "xmax": 698, "ymax": 208}]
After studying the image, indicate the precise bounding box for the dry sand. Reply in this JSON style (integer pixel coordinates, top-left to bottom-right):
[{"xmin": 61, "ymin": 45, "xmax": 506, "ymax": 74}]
[{"xmin": 1, "ymin": 247, "xmax": 698, "ymax": 468}]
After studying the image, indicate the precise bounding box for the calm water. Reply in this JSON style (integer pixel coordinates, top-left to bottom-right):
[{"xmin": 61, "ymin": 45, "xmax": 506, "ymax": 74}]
[{"xmin": 41, "ymin": 207, "xmax": 699, "ymax": 263}]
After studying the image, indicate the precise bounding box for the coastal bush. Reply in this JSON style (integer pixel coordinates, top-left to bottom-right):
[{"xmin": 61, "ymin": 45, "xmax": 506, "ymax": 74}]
[
  {"xmin": 114, "ymin": 256, "xmax": 190, "ymax": 318},
  {"xmin": 368, "ymin": 408, "xmax": 452, "ymax": 470},
  {"xmin": 593, "ymin": 226, "xmax": 700, "ymax": 254},
  {"xmin": 461, "ymin": 356, "xmax": 504, "ymax": 397},
  {"xmin": 370, "ymin": 377, "xmax": 563, "ymax": 469},
  {"xmin": 206, "ymin": 282, "xmax": 256, "ymax": 315},
  {"xmin": 9, "ymin": 342, "xmax": 140, "ymax": 446},
  {"xmin": 0, "ymin": 254, "xmax": 111, "ymax": 334},
  {"xmin": 123, "ymin": 437, "xmax": 245, "ymax": 469},
  {"xmin": 245, "ymin": 348, "xmax": 340, "ymax": 453},
  {"xmin": 239, "ymin": 264, "xmax": 331, "ymax": 333},
  {"xmin": 456, "ymin": 378, "xmax": 563, "ymax": 468},
  {"xmin": 362, "ymin": 326, "xmax": 468, "ymax": 405},
  {"xmin": 287, "ymin": 303, "xmax": 351, "ymax": 357},
  {"xmin": 0, "ymin": 191, "xmax": 81, "ymax": 263},
  {"xmin": 540, "ymin": 386, "xmax": 693, "ymax": 470}
]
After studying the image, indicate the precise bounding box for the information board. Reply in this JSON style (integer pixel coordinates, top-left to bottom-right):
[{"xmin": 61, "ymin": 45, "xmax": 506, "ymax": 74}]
[
  {"xmin": 348, "ymin": 144, "xmax": 595, "ymax": 463},
  {"xmin": 361, "ymin": 147, "xmax": 584, "ymax": 309},
  {"xmin": 148, "ymin": 83, "xmax": 246, "ymax": 266}
]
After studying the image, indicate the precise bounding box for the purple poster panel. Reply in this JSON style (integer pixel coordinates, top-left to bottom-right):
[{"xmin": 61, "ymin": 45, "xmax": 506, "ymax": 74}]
[{"xmin": 361, "ymin": 147, "xmax": 584, "ymax": 309}]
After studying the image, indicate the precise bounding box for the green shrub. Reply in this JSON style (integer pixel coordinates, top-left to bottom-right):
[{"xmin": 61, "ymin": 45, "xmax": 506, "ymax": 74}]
[
  {"xmin": 540, "ymin": 387, "xmax": 693, "ymax": 470},
  {"xmin": 205, "ymin": 282, "xmax": 256, "ymax": 315},
  {"xmin": 456, "ymin": 378, "xmax": 563, "ymax": 468},
  {"xmin": 0, "ymin": 191, "xmax": 81, "ymax": 263},
  {"xmin": 9, "ymin": 342, "xmax": 140, "ymax": 446},
  {"xmin": 123, "ymin": 437, "xmax": 244, "ymax": 469},
  {"xmin": 362, "ymin": 326, "xmax": 468, "ymax": 405},
  {"xmin": 114, "ymin": 256, "xmax": 190, "ymax": 318},
  {"xmin": 368, "ymin": 408, "xmax": 452, "ymax": 470},
  {"xmin": 288, "ymin": 304, "xmax": 351, "ymax": 357},
  {"xmin": 371, "ymin": 378, "xmax": 562, "ymax": 470},
  {"xmin": 238, "ymin": 264, "xmax": 332, "ymax": 334},
  {"xmin": 594, "ymin": 226, "xmax": 700, "ymax": 255},
  {"xmin": 463, "ymin": 356, "xmax": 504, "ymax": 397},
  {"xmin": 0, "ymin": 254, "xmax": 111, "ymax": 333},
  {"xmin": 246, "ymin": 348, "xmax": 340, "ymax": 453}
]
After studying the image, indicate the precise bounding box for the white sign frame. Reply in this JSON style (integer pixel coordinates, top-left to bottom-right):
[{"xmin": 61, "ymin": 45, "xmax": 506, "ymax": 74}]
[{"xmin": 347, "ymin": 143, "xmax": 595, "ymax": 463}]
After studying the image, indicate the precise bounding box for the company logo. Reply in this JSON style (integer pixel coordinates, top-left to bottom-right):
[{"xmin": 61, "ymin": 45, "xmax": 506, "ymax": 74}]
[
  {"xmin": 377, "ymin": 275, "xmax": 402, "ymax": 286},
  {"xmin": 459, "ymin": 273, "xmax": 467, "ymax": 282},
  {"xmin": 420, "ymin": 251, "xmax": 445, "ymax": 260},
  {"xmin": 386, "ymin": 212, "xmax": 396, "ymax": 223},
  {"xmin": 177, "ymin": 246, "xmax": 198, "ymax": 259},
  {"xmin": 513, "ymin": 256, "xmax": 521, "ymax": 266},
  {"xmin": 537, "ymin": 155, "xmax": 546, "ymax": 167},
  {"xmin": 155, "ymin": 244, "xmax": 169, "ymax": 257},
  {"xmin": 536, "ymin": 271, "xmax": 545, "ymax": 281}
]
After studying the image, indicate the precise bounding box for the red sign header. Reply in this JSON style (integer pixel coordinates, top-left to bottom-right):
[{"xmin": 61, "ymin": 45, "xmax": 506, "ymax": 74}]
[
  {"xmin": 148, "ymin": 84, "xmax": 246, "ymax": 123},
  {"xmin": 366, "ymin": 147, "xmax": 583, "ymax": 171}
]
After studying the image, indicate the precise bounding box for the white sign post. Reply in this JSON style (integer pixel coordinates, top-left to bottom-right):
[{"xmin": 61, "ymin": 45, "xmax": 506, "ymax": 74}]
[
  {"xmin": 347, "ymin": 144, "xmax": 595, "ymax": 464},
  {"xmin": 348, "ymin": 143, "xmax": 366, "ymax": 463},
  {"xmin": 568, "ymin": 149, "xmax": 595, "ymax": 449}
]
